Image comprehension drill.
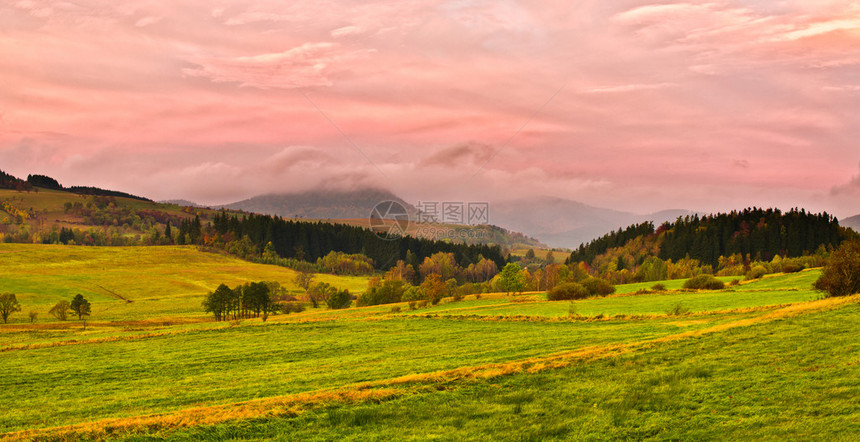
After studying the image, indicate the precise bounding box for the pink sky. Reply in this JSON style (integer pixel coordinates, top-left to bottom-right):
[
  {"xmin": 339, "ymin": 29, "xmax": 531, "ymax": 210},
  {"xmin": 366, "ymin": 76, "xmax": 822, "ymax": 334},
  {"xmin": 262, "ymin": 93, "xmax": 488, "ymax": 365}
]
[{"xmin": 2, "ymin": 0, "xmax": 860, "ymax": 217}]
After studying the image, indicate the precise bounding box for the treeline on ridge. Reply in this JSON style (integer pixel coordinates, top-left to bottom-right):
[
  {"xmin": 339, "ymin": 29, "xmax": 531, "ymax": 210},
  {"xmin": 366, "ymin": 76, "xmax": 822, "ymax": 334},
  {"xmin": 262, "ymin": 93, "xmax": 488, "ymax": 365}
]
[
  {"xmin": 0, "ymin": 170, "xmax": 151, "ymax": 202},
  {"xmin": 208, "ymin": 211, "xmax": 506, "ymax": 271},
  {"xmin": 568, "ymin": 208, "xmax": 849, "ymax": 269}
]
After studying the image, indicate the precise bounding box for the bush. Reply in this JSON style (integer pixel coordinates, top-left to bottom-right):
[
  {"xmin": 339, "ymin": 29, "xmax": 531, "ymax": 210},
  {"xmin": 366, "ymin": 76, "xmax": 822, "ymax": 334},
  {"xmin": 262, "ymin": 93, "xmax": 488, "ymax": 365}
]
[
  {"xmin": 666, "ymin": 303, "xmax": 691, "ymax": 316},
  {"xmin": 814, "ymin": 240, "xmax": 860, "ymax": 297},
  {"xmin": 581, "ymin": 277, "xmax": 616, "ymax": 297},
  {"xmin": 729, "ymin": 279, "xmax": 740, "ymax": 286},
  {"xmin": 389, "ymin": 306, "xmax": 401, "ymax": 313},
  {"xmin": 282, "ymin": 302, "xmax": 306, "ymax": 314},
  {"xmin": 327, "ymin": 289, "xmax": 352, "ymax": 310},
  {"xmin": 782, "ymin": 263, "xmax": 805, "ymax": 273},
  {"xmin": 651, "ymin": 283, "xmax": 666, "ymax": 291},
  {"xmin": 745, "ymin": 265, "xmax": 767, "ymax": 280},
  {"xmin": 682, "ymin": 274, "xmax": 725, "ymax": 290},
  {"xmin": 547, "ymin": 283, "xmax": 589, "ymax": 301}
]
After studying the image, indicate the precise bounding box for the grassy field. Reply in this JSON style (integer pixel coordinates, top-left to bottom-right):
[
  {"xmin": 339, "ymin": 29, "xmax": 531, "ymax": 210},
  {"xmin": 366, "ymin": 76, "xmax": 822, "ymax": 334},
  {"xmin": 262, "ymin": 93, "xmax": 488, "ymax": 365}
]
[
  {"xmin": 1, "ymin": 245, "xmax": 857, "ymax": 440},
  {"xmin": 0, "ymin": 244, "xmax": 369, "ymax": 322}
]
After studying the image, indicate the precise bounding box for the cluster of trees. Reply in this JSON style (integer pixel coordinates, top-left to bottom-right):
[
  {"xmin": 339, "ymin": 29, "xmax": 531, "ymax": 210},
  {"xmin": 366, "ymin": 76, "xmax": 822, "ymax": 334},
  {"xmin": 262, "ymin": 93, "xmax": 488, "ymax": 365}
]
[
  {"xmin": 26, "ymin": 173, "xmax": 151, "ymax": 201},
  {"xmin": 0, "ymin": 169, "xmax": 33, "ymax": 191},
  {"xmin": 316, "ymin": 251, "xmax": 375, "ymax": 275},
  {"xmin": 202, "ymin": 281, "xmax": 283, "ymax": 321},
  {"xmin": 563, "ymin": 208, "xmax": 855, "ymax": 285},
  {"xmin": 0, "ymin": 293, "xmax": 91, "ymax": 324},
  {"xmin": 208, "ymin": 211, "xmax": 506, "ymax": 271}
]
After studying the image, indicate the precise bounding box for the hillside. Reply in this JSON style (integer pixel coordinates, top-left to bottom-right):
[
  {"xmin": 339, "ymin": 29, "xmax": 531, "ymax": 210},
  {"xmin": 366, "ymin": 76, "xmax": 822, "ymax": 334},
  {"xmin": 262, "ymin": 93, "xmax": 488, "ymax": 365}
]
[
  {"xmin": 0, "ymin": 243, "xmax": 369, "ymax": 321},
  {"xmin": 566, "ymin": 208, "xmax": 853, "ymax": 281},
  {"xmin": 0, "ymin": 171, "xmax": 539, "ymax": 250}
]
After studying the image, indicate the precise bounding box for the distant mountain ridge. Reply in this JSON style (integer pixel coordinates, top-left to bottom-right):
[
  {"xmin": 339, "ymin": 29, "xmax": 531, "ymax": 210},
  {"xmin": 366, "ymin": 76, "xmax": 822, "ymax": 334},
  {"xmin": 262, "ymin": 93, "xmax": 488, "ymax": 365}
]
[
  {"xmin": 841, "ymin": 214, "xmax": 860, "ymax": 231},
  {"xmin": 222, "ymin": 188, "xmax": 416, "ymax": 220},
  {"xmin": 223, "ymin": 189, "xmax": 700, "ymax": 249},
  {"xmin": 490, "ymin": 196, "xmax": 697, "ymax": 249}
]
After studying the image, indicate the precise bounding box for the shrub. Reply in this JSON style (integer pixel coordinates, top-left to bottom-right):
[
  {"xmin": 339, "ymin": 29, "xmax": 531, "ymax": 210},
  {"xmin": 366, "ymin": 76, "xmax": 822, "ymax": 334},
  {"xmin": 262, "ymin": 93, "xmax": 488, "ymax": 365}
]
[
  {"xmin": 581, "ymin": 277, "xmax": 616, "ymax": 297},
  {"xmin": 814, "ymin": 239, "xmax": 860, "ymax": 297},
  {"xmin": 782, "ymin": 263, "xmax": 805, "ymax": 273},
  {"xmin": 568, "ymin": 302, "xmax": 578, "ymax": 317},
  {"xmin": 389, "ymin": 306, "xmax": 401, "ymax": 313},
  {"xmin": 745, "ymin": 265, "xmax": 767, "ymax": 280},
  {"xmin": 408, "ymin": 301, "xmax": 417, "ymax": 310},
  {"xmin": 327, "ymin": 289, "xmax": 352, "ymax": 310},
  {"xmin": 666, "ymin": 303, "xmax": 691, "ymax": 316},
  {"xmin": 729, "ymin": 279, "xmax": 740, "ymax": 286},
  {"xmin": 547, "ymin": 283, "xmax": 589, "ymax": 301},
  {"xmin": 49, "ymin": 300, "xmax": 70, "ymax": 321},
  {"xmin": 650, "ymin": 283, "xmax": 666, "ymax": 291},
  {"xmin": 682, "ymin": 275, "xmax": 725, "ymax": 290},
  {"xmin": 282, "ymin": 302, "xmax": 306, "ymax": 314}
]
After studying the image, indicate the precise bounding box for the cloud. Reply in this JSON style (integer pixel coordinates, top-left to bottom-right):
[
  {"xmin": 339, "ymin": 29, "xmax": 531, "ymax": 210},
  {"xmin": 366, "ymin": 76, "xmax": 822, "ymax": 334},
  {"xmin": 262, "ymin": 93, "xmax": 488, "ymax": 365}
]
[
  {"xmin": 420, "ymin": 143, "xmax": 495, "ymax": 168},
  {"xmin": 585, "ymin": 83, "xmax": 675, "ymax": 93},
  {"xmin": 331, "ymin": 26, "xmax": 363, "ymax": 38},
  {"xmin": 182, "ymin": 42, "xmax": 373, "ymax": 89},
  {"xmin": 134, "ymin": 16, "xmax": 162, "ymax": 28},
  {"xmin": 831, "ymin": 164, "xmax": 860, "ymax": 196}
]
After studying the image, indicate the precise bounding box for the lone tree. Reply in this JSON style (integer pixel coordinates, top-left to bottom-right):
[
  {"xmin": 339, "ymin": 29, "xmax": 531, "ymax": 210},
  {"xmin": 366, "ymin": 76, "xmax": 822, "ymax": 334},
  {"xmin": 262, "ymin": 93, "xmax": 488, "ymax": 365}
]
[
  {"xmin": 49, "ymin": 300, "xmax": 70, "ymax": 321},
  {"xmin": 0, "ymin": 293, "xmax": 21, "ymax": 324},
  {"xmin": 69, "ymin": 294, "xmax": 91, "ymax": 320},
  {"xmin": 814, "ymin": 239, "xmax": 860, "ymax": 297},
  {"xmin": 294, "ymin": 271, "xmax": 315, "ymax": 306},
  {"xmin": 497, "ymin": 263, "xmax": 526, "ymax": 296}
]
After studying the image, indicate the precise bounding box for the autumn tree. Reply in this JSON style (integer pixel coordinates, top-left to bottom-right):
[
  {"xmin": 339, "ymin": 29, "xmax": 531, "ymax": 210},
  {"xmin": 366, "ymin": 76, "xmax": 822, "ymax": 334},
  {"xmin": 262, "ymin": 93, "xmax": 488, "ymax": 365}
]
[
  {"xmin": 294, "ymin": 271, "xmax": 315, "ymax": 305},
  {"xmin": 421, "ymin": 273, "xmax": 448, "ymax": 305},
  {"xmin": 49, "ymin": 300, "xmax": 70, "ymax": 321},
  {"xmin": 814, "ymin": 239, "xmax": 860, "ymax": 297},
  {"xmin": 0, "ymin": 293, "xmax": 21, "ymax": 324}
]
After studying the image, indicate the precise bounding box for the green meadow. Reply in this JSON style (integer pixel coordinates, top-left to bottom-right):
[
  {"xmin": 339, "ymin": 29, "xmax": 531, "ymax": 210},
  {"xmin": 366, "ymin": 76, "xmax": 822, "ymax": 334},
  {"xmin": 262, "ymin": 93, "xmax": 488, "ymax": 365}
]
[{"xmin": 1, "ymin": 244, "xmax": 858, "ymax": 441}]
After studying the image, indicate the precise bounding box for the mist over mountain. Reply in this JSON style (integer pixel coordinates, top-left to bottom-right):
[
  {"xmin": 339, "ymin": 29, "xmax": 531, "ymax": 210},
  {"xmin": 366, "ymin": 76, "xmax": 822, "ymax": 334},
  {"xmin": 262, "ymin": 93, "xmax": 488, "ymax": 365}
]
[
  {"xmin": 222, "ymin": 189, "xmax": 699, "ymax": 249},
  {"xmin": 490, "ymin": 197, "xmax": 697, "ymax": 249},
  {"xmin": 841, "ymin": 214, "xmax": 860, "ymax": 232},
  {"xmin": 222, "ymin": 188, "xmax": 416, "ymax": 220}
]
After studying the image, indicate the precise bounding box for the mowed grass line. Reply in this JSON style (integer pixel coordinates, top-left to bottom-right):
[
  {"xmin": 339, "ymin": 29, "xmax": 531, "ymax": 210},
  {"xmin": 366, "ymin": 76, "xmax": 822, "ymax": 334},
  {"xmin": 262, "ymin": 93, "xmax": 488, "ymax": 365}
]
[
  {"xmin": 0, "ymin": 310, "xmax": 760, "ymax": 435},
  {"xmin": 7, "ymin": 294, "xmax": 858, "ymax": 441}
]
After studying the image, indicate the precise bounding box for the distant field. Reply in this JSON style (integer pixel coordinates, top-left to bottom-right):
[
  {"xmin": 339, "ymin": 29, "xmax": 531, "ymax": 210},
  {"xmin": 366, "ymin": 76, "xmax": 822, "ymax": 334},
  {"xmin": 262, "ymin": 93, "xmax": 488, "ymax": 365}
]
[
  {"xmin": 0, "ymin": 244, "xmax": 369, "ymax": 322},
  {"xmin": 407, "ymin": 270, "xmax": 822, "ymax": 317},
  {"xmin": 1, "ymin": 245, "xmax": 858, "ymax": 441}
]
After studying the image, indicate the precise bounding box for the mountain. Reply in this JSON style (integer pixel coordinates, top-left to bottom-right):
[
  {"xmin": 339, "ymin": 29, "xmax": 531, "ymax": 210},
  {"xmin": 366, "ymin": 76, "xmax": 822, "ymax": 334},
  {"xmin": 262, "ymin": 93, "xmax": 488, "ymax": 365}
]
[
  {"xmin": 223, "ymin": 188, "xmax": 417, "ymax": 220},
  {"xmin": 841, "ymin": 214, "xmax": 860, "ymax": 232},
  {"xmin": 490, "ymin": 197, "xmax": 696, "ymax": 249},
  {"xmin": 159, "ymin": 199, "xmax": 203, "ymax": 207}
]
